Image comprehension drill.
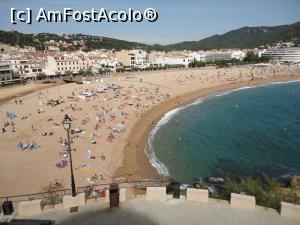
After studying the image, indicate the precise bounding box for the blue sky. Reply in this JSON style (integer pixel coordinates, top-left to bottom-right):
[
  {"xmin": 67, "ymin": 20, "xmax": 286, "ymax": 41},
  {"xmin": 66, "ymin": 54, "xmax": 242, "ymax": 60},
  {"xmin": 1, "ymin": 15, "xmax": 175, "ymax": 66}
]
[{"xmin": 0, "ymin": 0, "xmax": 300, "ymax": 44}]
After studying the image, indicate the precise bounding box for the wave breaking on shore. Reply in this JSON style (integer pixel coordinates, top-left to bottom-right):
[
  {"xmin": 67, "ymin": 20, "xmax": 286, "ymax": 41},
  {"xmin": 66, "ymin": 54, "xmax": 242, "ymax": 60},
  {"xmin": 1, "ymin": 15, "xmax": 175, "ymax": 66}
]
[
  {"xmin": 146, "ymin": 97, "xmax": 206, "ymax": 176},
  {"xmin": 146, "ymin": 79, "xmax": 300, "ymax": 178}
]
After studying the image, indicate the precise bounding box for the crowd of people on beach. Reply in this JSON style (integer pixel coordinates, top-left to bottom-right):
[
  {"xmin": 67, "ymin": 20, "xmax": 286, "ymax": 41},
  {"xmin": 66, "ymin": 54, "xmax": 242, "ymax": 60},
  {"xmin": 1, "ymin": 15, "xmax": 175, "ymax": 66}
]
[
  {"xmin": 17, "ymin": 140, "xmax": 40, "ymax": 151},
  {"xmin": 1, "ymin": 64, "xmax": 300, "ymax": 189},
  {"xmin": 14, "ymin": 99, "xmax": 23, "ymax": 105}
]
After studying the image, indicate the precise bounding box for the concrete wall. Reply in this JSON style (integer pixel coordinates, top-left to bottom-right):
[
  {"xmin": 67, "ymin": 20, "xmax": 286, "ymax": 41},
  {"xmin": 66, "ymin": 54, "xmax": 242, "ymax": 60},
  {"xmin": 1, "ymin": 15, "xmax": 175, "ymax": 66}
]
[
  {"xmin": 281, "ymin": 202, "xmax": 300, "ymax": 220},
  {"xmin": 146, "ymin": 187, "xmax": 167, "ymax": 201},
  {"xmin": 8, "ymin": 185, "xmax": 300, "ymax": 220},
  {"xmin": 104, "ymin": 189, "xmax": 109, "ymax": 202},
  {"xmin": 230, "ymin": 193, "xmax": 256, "ymax": 209},
  {"xmin": 63, "ymin": 193, "xmax": 86, "ymax": 209},
  {"xmin": 119, "ymin": 188, "xmax": 127, "ymax": 202},
  {"xmin": 18, "ymin": 199, "xmax": 43, "ymax": 217},
  {"xmin": 186, "ymin": 188, "xmax": 209, "ymax": 203}
]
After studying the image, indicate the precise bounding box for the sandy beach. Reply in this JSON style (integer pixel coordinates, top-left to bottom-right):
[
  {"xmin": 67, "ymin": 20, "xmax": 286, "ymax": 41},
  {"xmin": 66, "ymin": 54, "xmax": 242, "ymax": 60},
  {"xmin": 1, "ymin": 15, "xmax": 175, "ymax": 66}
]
[
  {"xmin": 1, "ymin": 65, "xmax": 300, "ymax": 197},
  {"xmin": 0, "ymin": 81, "xmax": 64, "ymax": 105}
]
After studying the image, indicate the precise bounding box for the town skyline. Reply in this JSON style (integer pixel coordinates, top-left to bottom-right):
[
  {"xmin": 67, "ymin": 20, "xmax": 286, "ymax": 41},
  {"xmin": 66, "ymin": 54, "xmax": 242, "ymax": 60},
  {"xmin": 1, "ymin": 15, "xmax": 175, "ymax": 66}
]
[{"xmin": 1, "ymin": 0, "xmax": 300, "ymax": 44}]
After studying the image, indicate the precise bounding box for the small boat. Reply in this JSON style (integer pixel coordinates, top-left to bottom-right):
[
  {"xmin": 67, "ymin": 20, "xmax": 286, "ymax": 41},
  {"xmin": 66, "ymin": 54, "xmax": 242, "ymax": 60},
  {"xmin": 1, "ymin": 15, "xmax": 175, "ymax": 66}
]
[
  {"xmin": 81, "ymin": 91, "xmax": 94, "ymax": 97},
  {"xmin": 42, "ymin": 80, "xmax": 55, "ymax": 84},
  {"xmin": 76, "ymin": 80, "xmax": 84, "ymax": 84},
  {"xmin": 208, "ymin": 177, "xmax": 224, "ymax": 183},
  {"xmin": 63, "ymin": 77, "xmax": 76, "ymax": 83}
]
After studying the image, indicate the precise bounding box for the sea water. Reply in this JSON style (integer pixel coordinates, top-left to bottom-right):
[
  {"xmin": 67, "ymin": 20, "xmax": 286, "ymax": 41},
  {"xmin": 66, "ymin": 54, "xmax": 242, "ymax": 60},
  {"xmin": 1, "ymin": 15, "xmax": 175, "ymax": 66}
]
[{"xmin": 148, "ymin": 81, "xmax": 300, "ymax": 183}]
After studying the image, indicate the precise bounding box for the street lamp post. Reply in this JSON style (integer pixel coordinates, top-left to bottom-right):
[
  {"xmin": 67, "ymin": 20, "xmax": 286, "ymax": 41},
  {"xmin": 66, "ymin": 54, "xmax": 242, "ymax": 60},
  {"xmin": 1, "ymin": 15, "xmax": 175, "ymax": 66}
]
[{"xmin": 62, "ymin": 114, "xmax": 77, "ymax": 197}]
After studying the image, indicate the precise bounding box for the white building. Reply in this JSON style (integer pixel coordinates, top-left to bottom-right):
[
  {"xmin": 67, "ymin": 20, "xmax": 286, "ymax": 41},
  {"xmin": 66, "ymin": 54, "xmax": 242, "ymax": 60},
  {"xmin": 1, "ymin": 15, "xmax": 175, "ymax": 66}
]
[
  {"xmin": 203, "ymin": 50, "xmax": 245, "ymax": 62},
  {"xmin": 189, "ymin": 52, "xmax": 206, "ymax": 62},
  {"xmin": 0, "ymin": 61, "xmax": 14, "ymax": 82},
  {"xmin": 7, "ymin": 58, "xmax": 43, "ymax": 78},
  {"xmin": 155, "ymin": 56, "xmax": 193, "ymax": 67},
  {"xmin": 90, "ymin": 58, "xmax": 117, "ymax": 72},
  {"xmin": 260, "ymin": 48, "xmax": 300, "ymax": 63},
  {"xmin": 149, "ymin": 51, "xmax": 193, "ymax": 68},
  {"xmin": 87, "ymin": 51, "xmax": 118, "ymax": 72},
  {"xmin": 230, "ymin": 50, "xmax": 245, "ymax": 61},
  {"xmin": 48, "ymin": 46, "xmax": 61, "ymax": 52}
]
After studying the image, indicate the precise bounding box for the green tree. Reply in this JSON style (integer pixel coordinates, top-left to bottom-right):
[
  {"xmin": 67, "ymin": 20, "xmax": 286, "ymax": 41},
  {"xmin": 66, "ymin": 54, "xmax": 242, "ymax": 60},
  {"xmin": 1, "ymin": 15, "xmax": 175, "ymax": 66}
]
[
  {"xmin": 244, "ymin": 51, "xmax": 271, "ymax": 63},
  {"xmin": 98, "ymin": 68, "xmax": 110, "ymax": 75},
  {"xmin": 85, "ymin": 67, "xmax": 93, "ymax": 76},
  {"xmin": 78, "ymin": 69, "xmax": 85, "ymax": 76},
  {"xmin": 189, "ymin": 61, "xmax": 206, "ymax": 68},
  {"xmin": 36, "ymin": 72, "xmax": 46, "ymax": 80},
  {"xmin": 55, "ymin": 72, "xmax": 62, "ymax": 77},
  {"xmin": 265, "ymin": 178, "xmax": 280, "ymax": 193},
  {"xmin": 241, "ymin": 177, "xmax": 262, "ymax": 196},
  {"xmin": 116, "ymin": 68, "xmax": 125, "ymax": 73},
  {"xmin": 244, "ymin": 51, "xmax": 259, "ymax": 63},
  {"xmin": 214, "ymin": 177, "xmax": 241, "ymax": 200},
  {"xmin": 224, "ymin": 177, "xmax": 240, "ymax": 193},
  {"xmin": 259, "ymin": 56, "xmax": 272, "ymax": 63},
  {"xmin": 64, "ymin": 70, "xmax": 72, "ymax": 76}
]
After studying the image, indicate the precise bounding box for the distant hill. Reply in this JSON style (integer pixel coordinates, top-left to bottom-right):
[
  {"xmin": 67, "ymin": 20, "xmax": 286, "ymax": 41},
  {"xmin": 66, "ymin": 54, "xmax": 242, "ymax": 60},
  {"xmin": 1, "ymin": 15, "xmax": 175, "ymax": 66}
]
[
  {"xmin": 0, "ymin": 30, "xmax": 158, "ymax": 51},
  {"xmin": 166, "ymin": 21, "xmax": 300, "ymax": 50},
  {"xmin": 0, "ymin": 21, "xmax": 299, "ymax": 51}
]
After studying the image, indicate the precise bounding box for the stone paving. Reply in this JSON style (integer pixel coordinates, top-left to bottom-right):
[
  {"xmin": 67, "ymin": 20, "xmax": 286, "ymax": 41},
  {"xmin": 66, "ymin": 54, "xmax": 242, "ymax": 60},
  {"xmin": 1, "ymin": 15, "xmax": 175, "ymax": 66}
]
[{"xmin": 24, "ymin": 198, "xmax": 300, "ymax": 225}]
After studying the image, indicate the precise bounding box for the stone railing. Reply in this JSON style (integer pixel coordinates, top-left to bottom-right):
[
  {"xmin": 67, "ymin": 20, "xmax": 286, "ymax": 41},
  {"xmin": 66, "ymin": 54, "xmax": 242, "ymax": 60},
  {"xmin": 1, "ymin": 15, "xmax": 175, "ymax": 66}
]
[
  {"xmin": 145, "ymin": 187, "xmax": 299, "ymax": 220},
  {"xmin": 1, "ymin": 181, "xmax": 300, "ymax": 221}
]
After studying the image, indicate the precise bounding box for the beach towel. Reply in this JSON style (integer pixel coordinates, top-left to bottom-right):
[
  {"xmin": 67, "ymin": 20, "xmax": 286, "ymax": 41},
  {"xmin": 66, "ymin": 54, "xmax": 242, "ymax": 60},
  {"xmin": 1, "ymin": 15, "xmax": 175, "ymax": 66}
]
[
  {"xmin": 79, "ymin": 167, "xmax": 90, "ymax": 172},
  {"xmin": 79, "ymin": 164, "xmax": 95, "ymax": 172}
]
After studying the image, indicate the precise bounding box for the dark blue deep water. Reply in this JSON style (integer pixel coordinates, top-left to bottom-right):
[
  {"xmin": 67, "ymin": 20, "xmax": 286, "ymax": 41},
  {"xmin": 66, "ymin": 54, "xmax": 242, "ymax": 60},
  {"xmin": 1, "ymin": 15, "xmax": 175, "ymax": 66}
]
[{"xmin": 150, "ymin": 81, "xmax": 300, "ymax": 183}]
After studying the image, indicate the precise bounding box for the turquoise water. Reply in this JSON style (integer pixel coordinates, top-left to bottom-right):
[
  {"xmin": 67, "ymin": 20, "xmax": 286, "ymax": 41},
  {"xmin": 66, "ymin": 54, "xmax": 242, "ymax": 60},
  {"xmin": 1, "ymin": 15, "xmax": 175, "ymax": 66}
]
[{"xmin": 149, "ymin": 81, "xmax": 300, "ymax": 183}]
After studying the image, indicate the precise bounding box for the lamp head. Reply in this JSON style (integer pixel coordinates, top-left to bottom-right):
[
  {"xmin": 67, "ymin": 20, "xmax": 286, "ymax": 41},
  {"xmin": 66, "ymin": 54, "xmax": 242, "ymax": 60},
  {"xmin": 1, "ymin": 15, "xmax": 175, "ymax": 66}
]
[{"xmin": 62, "ymin": 114, "xmax": 71, "ymax": 130}]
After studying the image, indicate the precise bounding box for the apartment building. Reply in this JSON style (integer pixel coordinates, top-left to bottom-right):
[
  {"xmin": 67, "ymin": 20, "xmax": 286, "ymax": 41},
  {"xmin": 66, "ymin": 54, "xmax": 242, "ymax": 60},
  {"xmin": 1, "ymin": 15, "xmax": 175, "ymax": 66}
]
[
  {"xmin": 7, "ymin": 58, "xmax": 43, "ymax": 78},
  {"xmin": 204, "ymin": 50, "xmax": 245, "ymax": 62},
  {"xmin": 189, "ymin": 52, "xmax": 206, "ymax": 62},
  {"xmin": 116, "ymin": 50, "xmax": 148, "ymax": 69},
  {"xmin": 89, "ymin": 57, "xmax": 118, "ymax": 72},
  {"xmin": 149, "ymin": 51, "xmax": 194, "ymax": 67},
  {"xmin": 230, "ymin": 50, "xmax": 245, "ymax": 61},
  {"xmin": 86, "ymin": 50, "xmax": 118, "ymax": 72},
  {"xmin": 0, "ymin": 61, "xmax": 14, "ymax": 81},
  {"xmin": 260, "ymin": 48, "xmax": 300, "ymax": 63},
  {"xmin": 46, "ymin": 55, "xmax": 89, "ymax": 75}
]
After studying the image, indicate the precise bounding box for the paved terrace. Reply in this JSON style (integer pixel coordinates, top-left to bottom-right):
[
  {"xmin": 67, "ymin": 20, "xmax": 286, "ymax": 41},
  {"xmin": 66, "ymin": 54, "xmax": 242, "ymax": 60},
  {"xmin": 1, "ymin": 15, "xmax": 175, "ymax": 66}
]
[
  {"xmin": 1, "ymin": 181, "xmax": 299, "ymax": 224},
  {"xmin": 12, "ymin": 198, "xmax": 299, "ymax": 225}
]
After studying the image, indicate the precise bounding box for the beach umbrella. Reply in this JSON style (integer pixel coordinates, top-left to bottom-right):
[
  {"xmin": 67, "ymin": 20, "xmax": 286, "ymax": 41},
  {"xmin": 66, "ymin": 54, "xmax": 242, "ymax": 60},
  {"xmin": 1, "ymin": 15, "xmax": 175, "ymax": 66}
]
[
  {"xmin": 8, "ymin": 113, "xmax": 17, "ymax": 120},
  {"xmin": 117, "ymin": 124, "xmax": 125, "ymax": 131},
  {"xmin": 109, "ymin": 110, "xmax": 116, "ymax": 117}
]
